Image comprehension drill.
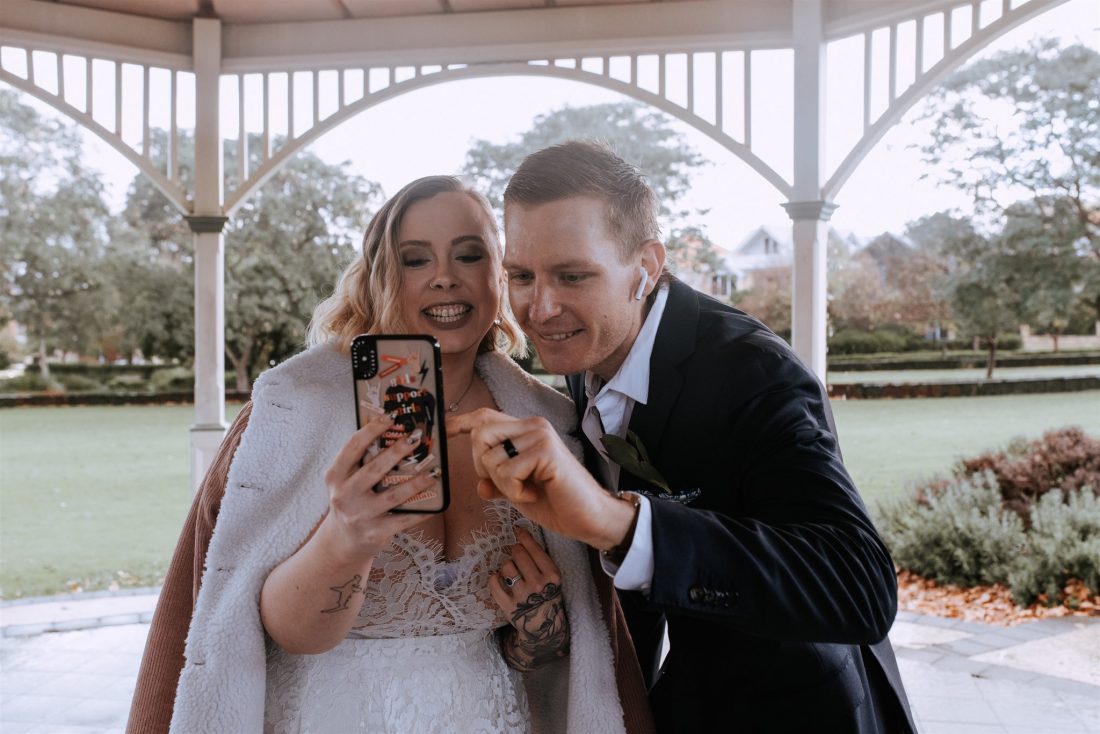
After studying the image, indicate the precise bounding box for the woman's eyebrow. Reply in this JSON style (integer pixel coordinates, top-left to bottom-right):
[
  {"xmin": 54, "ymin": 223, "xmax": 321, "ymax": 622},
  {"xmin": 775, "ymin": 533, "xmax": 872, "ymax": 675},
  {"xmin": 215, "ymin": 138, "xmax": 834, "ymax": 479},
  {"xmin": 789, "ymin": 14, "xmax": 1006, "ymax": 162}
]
[{"xmin": 398, "ymin": 236, "xmax": 486, "ymax": 248}]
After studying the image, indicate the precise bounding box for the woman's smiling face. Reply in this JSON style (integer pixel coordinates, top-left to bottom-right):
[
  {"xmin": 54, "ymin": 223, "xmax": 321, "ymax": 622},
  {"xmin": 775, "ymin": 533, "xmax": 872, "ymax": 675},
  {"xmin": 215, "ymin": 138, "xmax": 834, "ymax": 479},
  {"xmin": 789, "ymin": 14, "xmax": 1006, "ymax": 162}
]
[{"xmin": 396, "ymin": 191, "xmax": 503, "ymax": 358}]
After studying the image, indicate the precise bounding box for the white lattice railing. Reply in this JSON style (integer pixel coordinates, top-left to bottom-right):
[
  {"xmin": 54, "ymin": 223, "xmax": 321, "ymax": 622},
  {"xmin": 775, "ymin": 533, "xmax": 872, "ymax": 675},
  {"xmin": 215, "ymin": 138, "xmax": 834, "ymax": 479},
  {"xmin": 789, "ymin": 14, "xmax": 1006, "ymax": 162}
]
[
  {"xmin": 0, "ymin": 45, "xmax": 193, "ymax": 213},
  {"xmin": 0, "ymin": 0, "xmax": 1064, "ymax": 213}
]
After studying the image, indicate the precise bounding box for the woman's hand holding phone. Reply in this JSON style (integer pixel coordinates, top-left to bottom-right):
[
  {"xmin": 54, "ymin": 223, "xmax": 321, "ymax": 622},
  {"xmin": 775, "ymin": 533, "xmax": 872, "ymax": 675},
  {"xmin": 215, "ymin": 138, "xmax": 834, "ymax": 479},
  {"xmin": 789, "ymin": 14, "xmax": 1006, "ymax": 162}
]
[{"xmin": 319, "ymin": 413, "xmax": 435, "ymax": 562}]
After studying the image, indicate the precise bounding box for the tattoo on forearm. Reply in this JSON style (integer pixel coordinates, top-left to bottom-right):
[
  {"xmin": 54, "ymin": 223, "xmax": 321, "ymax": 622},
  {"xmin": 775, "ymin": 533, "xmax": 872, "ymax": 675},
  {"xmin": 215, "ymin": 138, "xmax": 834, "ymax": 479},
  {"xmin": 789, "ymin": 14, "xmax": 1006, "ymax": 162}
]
[
  {"xmin": 321, "ymin": 574, "xmax": 364, "ymax": 614},
  {"xmin": 501, "ymin": 583, "xmax": 570, "ymax": 671}
]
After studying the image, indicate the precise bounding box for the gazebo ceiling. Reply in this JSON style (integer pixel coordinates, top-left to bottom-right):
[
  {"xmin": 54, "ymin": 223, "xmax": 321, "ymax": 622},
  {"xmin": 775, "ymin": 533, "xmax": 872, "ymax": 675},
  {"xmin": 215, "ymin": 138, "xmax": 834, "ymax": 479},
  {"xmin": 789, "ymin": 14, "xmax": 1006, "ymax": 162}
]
[
  {"xmin": 47, "ymin": 0, "xmax": 697, "ymax": 23},
  {"xmin": 9, "ymin": 1, "xmax": 974, "ymax": 69},
  {"xmin": 34, "ymin": 1, "xmax": 962, "ymax": 34}
]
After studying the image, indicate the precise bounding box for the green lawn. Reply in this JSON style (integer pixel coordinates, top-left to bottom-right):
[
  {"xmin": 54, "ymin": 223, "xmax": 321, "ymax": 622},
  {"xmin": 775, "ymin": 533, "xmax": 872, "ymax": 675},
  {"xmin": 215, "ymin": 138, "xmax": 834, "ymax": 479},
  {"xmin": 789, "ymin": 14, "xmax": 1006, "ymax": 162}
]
[
  {"xmin": 831, "ymin": 390, "xmax": 1100, "ymax": 509},
  {"xmin": 1, "ymin": 404, "xmax": 244, "ymax": 599},
  {"xmin": 2, "ymin": 392, "xmax": 1097, "ymax": 598}
]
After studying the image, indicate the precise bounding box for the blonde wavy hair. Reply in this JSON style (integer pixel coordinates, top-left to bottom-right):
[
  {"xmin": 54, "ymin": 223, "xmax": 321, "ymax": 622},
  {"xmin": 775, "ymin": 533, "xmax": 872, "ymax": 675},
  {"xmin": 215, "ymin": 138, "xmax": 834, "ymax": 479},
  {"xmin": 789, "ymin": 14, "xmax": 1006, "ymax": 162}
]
[{"xmin": 308, "ymin": 175, "xmax": 525, "ymax": 357}]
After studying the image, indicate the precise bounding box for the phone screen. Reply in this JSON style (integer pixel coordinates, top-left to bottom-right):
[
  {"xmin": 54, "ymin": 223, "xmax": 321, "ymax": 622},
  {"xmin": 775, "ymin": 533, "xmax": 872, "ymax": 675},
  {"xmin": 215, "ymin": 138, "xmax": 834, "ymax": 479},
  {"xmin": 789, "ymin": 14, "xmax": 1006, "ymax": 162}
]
[{"xmin": 351, "ymin": 334, "xmax": 450, "ymax": 513}]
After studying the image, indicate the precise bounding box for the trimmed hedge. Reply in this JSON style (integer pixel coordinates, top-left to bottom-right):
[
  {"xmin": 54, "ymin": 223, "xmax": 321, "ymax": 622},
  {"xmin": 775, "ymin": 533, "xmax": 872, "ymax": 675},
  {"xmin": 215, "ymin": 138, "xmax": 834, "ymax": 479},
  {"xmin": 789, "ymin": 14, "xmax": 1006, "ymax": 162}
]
[
  {"xmin": 3, "ymin": 366, "xmax": 239, "ymax": 396},
  {"xmin": 25, "ymin": 363, "xmax": 165, "ymax": 379},
  {"xmin": 0, "ymin": 390, "xmax": 252, "ymax": 408},
  {"xmin": 827, "ymin": 329, "xmax": 1022, "ymax": 356},
  {"xmin": 828, "ymin": 349, "xmax": 1100, "ymax": 372},
  {"xmin": 877, "ymin": 428, "xmax": 1100, "ymax": 606},
  {"xmin": 827, "ymin": 376, "xmax": 1100, "ymax": 399}
]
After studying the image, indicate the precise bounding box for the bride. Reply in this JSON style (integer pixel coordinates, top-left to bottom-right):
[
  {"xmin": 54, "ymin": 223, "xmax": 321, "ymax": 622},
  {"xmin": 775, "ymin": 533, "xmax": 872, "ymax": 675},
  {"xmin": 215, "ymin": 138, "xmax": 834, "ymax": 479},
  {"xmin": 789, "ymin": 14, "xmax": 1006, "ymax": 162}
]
[{"xmin": 126, "ymin": 176, "xmax": 650, "ymax": 733}]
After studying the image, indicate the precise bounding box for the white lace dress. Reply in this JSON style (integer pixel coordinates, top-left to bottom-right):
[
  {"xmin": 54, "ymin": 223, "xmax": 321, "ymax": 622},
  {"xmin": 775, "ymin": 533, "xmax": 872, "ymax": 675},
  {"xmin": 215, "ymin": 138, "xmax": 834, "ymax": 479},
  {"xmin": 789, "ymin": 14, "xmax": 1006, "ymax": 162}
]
[{"xmin": 263, "ymin": 501, "xmax": 535, "ymax": 734}]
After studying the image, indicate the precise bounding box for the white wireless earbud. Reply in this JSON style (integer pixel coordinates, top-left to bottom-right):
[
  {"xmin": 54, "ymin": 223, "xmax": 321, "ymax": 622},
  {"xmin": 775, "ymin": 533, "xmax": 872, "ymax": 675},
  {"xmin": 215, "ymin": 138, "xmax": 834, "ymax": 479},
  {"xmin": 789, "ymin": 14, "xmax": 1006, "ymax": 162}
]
[{"xmin": 634, "ymin": 266, "xmax": 648, "ymax": 301}]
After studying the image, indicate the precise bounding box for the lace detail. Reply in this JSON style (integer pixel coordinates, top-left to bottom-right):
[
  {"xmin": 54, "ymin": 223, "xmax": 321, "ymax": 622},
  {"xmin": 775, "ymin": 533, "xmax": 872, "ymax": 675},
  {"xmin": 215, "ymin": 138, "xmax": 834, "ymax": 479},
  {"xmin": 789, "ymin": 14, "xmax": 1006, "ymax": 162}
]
[
  {"xmin": 350, "ymin": 499, "xmax": 535, "ymax": 639},
  {"xmin": 263, "ymin": 500, "xmax": 535, "ymax": 732},
  {"xmin": 265, "ymin": 629, "xmax": 529, "ymax": 733}
]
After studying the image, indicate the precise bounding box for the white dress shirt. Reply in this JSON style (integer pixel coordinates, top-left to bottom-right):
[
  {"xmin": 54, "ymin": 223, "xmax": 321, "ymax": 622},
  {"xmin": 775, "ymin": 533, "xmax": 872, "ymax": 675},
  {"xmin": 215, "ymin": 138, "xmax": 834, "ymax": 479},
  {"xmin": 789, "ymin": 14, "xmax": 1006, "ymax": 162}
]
[{"xmin": 583, "ymin": 285, "xmax": 669, "ymax": 592}]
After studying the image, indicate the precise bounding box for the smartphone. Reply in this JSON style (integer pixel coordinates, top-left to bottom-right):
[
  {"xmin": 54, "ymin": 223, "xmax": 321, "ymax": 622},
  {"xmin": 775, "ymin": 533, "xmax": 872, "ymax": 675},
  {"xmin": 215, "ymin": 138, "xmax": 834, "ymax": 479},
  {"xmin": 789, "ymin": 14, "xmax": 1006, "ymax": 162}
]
[{"xmin": 350, "ymin": 334, "xmax": 450, "ymax": 513}]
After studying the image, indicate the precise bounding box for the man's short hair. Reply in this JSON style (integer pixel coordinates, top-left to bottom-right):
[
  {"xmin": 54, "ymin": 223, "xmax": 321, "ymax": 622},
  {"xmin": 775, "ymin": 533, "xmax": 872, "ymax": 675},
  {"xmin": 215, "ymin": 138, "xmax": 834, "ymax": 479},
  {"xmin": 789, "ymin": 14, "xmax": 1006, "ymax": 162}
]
[{"xmin": 503, "ymin": 140, "xmax": 660, "ymax": 260}]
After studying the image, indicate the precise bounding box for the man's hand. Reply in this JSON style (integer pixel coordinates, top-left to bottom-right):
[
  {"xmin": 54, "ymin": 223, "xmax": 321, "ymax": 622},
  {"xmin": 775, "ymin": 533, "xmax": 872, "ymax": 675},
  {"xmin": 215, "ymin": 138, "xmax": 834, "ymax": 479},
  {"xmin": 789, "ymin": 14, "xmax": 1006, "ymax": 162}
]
[{"xmin": 448, "ymin": 408, "xmax": 638, "ymax": 552}]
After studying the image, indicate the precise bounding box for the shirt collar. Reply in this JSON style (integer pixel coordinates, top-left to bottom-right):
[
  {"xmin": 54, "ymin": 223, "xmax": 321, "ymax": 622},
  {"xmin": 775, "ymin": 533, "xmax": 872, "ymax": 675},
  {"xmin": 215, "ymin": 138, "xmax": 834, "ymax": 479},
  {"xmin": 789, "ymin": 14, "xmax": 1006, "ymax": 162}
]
[{"xmin": 585, "ymin": 284, "xmax": 670, "ymax": 407}]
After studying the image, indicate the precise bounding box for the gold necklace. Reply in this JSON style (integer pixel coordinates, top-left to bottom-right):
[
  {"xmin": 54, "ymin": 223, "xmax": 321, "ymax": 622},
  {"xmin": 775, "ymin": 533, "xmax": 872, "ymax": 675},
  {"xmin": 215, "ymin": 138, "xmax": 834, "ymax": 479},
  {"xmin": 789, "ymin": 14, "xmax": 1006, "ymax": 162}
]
[{"xmin": 447, "ymin": 374, "xmax": 476, "ymax": 413}]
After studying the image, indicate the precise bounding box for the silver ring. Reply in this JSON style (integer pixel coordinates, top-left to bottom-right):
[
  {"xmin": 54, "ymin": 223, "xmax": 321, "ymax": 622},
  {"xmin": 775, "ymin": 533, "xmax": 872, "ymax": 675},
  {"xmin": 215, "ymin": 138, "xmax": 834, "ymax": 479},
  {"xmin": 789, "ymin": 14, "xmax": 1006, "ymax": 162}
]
[
  {"xmin": 501, "ymin": 438, "xmax": 519, "ymax": 459},
  {"xmin": 503, "ymin": 574, "xmax": 523, "ymax": 588}
]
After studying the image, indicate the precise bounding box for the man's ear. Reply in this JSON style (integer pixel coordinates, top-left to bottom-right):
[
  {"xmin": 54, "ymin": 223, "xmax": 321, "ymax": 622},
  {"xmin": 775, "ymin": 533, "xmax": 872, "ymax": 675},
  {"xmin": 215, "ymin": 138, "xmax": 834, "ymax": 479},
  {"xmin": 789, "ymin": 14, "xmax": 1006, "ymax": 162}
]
[{"xmin": 638, "ymin": 239, "xmax": 666, "ymax": 299}]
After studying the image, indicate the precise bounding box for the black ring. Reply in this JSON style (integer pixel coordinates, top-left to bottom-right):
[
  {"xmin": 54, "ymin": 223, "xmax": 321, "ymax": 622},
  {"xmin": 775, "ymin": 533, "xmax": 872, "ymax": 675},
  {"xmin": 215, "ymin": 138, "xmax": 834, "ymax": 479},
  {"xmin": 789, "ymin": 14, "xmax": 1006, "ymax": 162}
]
[{"xmin": 501, "ymin": 438, "xmax": 519, "ymax": 459}]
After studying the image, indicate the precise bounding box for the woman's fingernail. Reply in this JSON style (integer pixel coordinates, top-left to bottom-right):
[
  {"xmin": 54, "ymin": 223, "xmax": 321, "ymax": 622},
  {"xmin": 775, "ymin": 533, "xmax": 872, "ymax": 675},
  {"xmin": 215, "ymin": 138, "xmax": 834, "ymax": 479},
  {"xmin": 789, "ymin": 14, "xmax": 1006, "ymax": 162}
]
[{"xmin": 428, "ymin": 467, "xmax": 442, "ymax": 479}]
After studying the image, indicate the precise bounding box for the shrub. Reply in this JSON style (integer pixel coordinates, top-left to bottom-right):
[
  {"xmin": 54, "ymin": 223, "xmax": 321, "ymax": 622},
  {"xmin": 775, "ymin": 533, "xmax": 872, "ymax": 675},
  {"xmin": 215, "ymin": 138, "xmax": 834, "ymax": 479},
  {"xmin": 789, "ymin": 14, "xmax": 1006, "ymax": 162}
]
[
  {"xmin": 106, "ymin": 373, "xmax": 149, "ymax": 391},
  {"xmin": 149, "ymin": 367, "xmax": 193, "ymax": 392},
  {"xmin": 0, "ymin": 373, "xmax": 56, "ymax": 393},
  {"xmin": 0, "ymin": 346, "xmax": 10, "ymax": 371},
  {"xmin": 55, "ymin": 373, "xmax": 104, "ymax": 393},
  {"xmin": 1007, "ymin": 490, "xmax": 1100, "ymax": 606},
  {"xmin": 829, "ymin": 326, "xmax": 926, "ymax": 355},
  {"xmin": 953, "ymin": 427, "xmax": 1100, "ymax": 523},
  {"xmin": 879, "ymin": 473, "xmax": 1025, "ymax": 588},
  {"xmin": 879, "ymin": 428, "xmax": 1100, "ymax": 606}
]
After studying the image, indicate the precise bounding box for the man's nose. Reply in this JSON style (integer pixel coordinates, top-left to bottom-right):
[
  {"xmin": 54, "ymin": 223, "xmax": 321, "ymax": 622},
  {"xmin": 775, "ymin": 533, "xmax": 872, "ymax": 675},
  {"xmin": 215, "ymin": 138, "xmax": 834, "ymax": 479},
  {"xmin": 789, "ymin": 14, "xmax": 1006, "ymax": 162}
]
[{"xmin": 528, "ymin": 284, "xmax": 562, "ymax": 322}]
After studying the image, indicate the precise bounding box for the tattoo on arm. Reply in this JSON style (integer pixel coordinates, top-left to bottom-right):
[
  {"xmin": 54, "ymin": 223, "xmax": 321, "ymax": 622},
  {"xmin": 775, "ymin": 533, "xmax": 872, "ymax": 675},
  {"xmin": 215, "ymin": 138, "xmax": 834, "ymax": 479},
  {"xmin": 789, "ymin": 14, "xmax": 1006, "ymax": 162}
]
[
  {"xmin": 321, "ymin": 574, "xmax": 364, "ymax": 614},
  {"xmin": 500, "ymin": 583, "xmax": 570, "ymax": 671}
]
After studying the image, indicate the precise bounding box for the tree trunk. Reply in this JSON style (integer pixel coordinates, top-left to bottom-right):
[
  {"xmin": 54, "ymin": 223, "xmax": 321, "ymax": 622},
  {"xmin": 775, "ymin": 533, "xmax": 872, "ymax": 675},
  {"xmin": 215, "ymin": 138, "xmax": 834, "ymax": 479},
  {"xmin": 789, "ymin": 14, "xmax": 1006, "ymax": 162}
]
[
  {"xmin": 235, "ymin": 360, "xmax": 251, "ymax": 393},
  {"xmin": 37, "ymin": 338, "xmax": 50, "ymax": 381},
  {"xmin": 1052, "ymin": 329, "xmax": 1061, "ymax": 353},
  {"xmin": 225, "ymin": 339, "xmax": 253, "ymax": 393},
  {"xmin": 985, "ymin": 337, "xmax": 998, "ymax": 380}
]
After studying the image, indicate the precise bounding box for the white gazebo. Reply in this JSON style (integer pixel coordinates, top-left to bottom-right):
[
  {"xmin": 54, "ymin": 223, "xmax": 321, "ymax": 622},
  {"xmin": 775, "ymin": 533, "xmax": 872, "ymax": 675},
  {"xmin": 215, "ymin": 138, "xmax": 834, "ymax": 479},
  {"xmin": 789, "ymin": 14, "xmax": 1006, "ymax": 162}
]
[{"xmin": 0, "ymin": 0, "xmax": 1070, "ymax": 488}]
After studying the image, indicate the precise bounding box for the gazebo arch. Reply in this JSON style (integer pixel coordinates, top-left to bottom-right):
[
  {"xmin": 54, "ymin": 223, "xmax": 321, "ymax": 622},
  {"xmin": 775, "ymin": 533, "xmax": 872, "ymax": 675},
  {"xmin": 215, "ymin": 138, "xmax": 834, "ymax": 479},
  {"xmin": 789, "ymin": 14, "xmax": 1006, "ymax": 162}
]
[{"xmin": 0, "ymin": 0, "xmax": 1071, "ymax": 487}]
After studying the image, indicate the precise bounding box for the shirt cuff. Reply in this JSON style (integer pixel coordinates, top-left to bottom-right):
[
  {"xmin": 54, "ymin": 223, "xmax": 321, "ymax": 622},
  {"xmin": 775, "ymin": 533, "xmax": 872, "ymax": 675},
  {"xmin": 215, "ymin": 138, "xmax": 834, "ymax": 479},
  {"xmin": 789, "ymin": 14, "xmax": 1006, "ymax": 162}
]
[{"xmin": 599, "ymin": 494, "xmax": 654, "ymax": 592}]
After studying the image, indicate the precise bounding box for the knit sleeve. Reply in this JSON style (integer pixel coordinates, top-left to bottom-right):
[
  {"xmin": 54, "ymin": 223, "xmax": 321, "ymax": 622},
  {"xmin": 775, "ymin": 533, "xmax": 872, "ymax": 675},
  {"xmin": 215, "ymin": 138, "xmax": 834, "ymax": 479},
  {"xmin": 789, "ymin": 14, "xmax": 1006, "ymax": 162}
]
[{"xmin": 125, "ymin": 402, "xmax": 253, "ymax": 734}]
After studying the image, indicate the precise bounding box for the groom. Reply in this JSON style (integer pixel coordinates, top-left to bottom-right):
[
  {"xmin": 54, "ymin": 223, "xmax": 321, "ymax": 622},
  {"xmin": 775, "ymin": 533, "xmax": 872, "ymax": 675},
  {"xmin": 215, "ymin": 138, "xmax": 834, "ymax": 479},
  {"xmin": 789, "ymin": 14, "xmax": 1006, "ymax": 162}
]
[{"xmin": 453, "ymin": 141, "xmax": 915, "ymax": 732}]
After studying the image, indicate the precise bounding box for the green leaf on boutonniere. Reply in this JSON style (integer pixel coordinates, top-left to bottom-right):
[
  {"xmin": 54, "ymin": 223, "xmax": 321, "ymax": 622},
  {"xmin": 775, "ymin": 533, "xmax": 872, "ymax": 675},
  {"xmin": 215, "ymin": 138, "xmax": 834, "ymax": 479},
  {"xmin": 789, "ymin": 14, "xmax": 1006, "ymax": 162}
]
[{"xmin": 600, "ymin": 431, "xmax": 670, "ymax": 493}]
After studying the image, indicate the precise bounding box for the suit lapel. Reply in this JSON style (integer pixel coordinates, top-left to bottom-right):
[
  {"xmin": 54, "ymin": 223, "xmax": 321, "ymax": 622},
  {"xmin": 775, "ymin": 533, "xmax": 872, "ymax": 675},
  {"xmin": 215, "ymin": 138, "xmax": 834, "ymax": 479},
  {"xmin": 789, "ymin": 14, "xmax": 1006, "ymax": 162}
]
[{"xmin": 617, "ymin": 279, "xmax": 699, "ymax": 494}]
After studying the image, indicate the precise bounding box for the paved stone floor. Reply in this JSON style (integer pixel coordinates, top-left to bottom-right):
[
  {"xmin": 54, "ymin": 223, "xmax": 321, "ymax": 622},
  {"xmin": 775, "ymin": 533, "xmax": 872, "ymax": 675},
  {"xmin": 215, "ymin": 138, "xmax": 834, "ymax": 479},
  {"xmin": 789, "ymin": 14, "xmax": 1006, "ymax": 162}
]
[{"xmin": 1, "ymin": 593, "xmax": 1098, "ymax": 732}]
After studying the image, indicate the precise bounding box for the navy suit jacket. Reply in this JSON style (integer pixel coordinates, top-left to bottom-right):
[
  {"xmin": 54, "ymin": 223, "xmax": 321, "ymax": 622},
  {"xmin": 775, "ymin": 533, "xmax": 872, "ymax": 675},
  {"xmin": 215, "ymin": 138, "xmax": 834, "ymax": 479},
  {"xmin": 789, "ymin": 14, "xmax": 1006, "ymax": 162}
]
[{"xmin": 567, "ymin": 279, "xmax": 916, "ymax": 733}]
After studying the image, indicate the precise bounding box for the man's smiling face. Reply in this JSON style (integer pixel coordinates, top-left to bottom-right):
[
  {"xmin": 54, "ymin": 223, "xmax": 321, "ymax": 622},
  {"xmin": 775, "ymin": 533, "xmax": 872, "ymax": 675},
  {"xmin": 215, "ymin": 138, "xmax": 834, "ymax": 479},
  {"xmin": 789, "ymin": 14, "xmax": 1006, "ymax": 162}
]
[{"xmin": 504, "ymin": 196, "xmax": 648, "ymax": 380}]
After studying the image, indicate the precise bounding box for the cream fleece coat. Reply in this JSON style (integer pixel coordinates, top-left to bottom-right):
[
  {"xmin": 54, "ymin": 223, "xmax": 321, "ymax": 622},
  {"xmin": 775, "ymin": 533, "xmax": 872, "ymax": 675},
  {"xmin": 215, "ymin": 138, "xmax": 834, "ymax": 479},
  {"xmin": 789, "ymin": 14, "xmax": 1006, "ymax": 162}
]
[{"xmin": 170, "ymin": 345, "xmax": 625, "ymax": 733}]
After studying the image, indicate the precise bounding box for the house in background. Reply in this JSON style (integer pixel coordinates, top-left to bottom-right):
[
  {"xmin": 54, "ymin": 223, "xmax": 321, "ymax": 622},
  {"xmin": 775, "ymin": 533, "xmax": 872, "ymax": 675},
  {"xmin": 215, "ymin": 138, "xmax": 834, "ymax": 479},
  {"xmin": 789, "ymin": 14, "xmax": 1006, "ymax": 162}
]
[
  {"xmin": 724, "ymin": 226, "xmax": 859, "ymax": 291},
  {"xmin": 665, "ymin": 227, "xmax": 736, "ymax": 299},
  {"xmin": 724, "ymin": 226, "xmax": 794, "ymax": 291}
]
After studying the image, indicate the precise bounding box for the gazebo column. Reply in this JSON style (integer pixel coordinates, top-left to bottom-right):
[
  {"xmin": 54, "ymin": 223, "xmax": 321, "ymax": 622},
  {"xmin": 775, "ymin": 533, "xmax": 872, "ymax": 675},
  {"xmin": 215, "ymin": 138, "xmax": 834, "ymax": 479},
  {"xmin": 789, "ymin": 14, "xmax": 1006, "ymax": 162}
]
[
  {"xmin": 188, "ymin": 17, "xmax": 227, "ymax": 491},
  {"xmin": 783, "ymin": 201, "xmax": 836, "ymax": 379},
  {"xmin": 784, "ymin": 0, "xmax": 835, "ymax": 380}
]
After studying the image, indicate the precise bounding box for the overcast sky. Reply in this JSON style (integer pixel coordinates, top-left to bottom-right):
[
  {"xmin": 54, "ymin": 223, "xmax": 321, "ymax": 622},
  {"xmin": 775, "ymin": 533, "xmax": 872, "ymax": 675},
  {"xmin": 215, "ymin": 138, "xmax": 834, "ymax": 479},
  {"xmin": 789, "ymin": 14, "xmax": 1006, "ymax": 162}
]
[{"xmin": 6, "ymin": 0, "xmax": 1098, "ymax": 250}]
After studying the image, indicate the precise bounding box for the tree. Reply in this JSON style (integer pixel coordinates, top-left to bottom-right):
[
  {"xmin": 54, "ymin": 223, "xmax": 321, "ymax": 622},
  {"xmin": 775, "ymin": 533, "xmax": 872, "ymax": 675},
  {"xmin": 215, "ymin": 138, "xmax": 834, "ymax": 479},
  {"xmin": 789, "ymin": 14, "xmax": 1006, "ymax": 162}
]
[
  {"xmin": 933, "ymin": 215, "xmax": 1023, "ymax": 377},
  {"xmin": 0, "ymin": 90, "xmax": 112, "ymax": 378},
  {"xmin": 106, "ymin": 128, "xmax": 196, "ymax": 363},
  {"xmin": 918, "ymin": 41, "xmax": 1100, "ymax": 318},
  {"xmin": 463, "ymin": 102, "xmax": 706, "ymax": 224},
  {"xmin": 116, "ymin": 134, "xmax": 383, "ymax": 389},
  {"xmin": 222, "ymin": 144, "xmax": 382, "ymax": 390},
  {"xmin": 733, "ymin": 267, "xmax": 791, "ymax": 337},
  {"xmin": 999, "ymin": 197, "xmax": 1094, "ymax": 352}
]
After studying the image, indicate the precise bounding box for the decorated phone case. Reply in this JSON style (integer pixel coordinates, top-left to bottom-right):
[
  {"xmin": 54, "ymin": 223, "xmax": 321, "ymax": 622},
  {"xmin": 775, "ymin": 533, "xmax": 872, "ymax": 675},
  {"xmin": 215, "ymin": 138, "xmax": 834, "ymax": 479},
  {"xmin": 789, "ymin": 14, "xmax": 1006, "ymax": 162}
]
[{"xmin": 351, "ymin": 334, "xmax": 450, "ymax": 513}]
